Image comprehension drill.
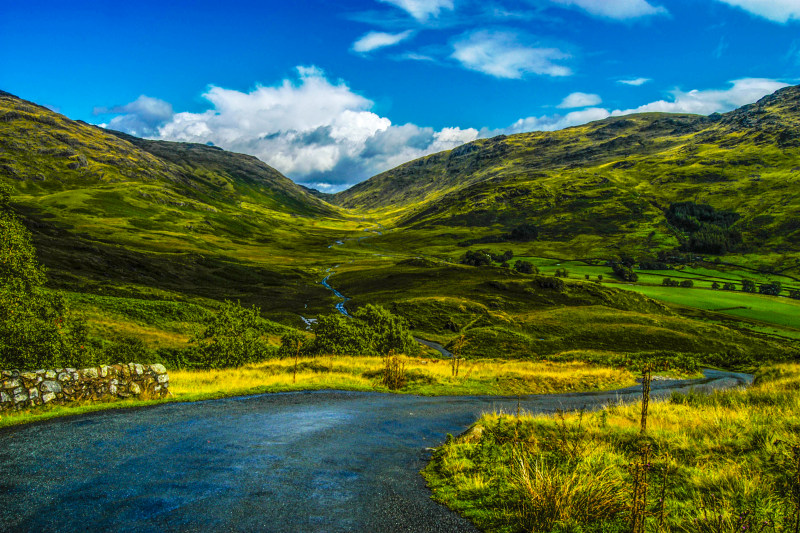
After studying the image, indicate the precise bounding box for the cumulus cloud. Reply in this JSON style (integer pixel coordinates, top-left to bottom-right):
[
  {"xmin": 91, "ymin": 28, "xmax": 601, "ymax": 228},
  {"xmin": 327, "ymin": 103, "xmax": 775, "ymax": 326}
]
[
  {"xmin": 451, "ymin": 30, "xmax": 572, "ymax": 78},
  {"xmin": 557, "ymin": 92, "xmax": 602, "ymax": 108},
  {"xmin": 100, "ymin": 67, "xmax": 478, "ymax": 190},
  {"xmin": 101, "ymin": 75, "xmax": 786, "ymax": 192},
  {"xmin": 618, "ymin": 77, "xmax": 651, "ymax": 86},
  {"xmin": 714, "ymin": 0, "xmax": 800, "ymax": 23},
  {"xmin": 94, "ymin": 95, "xmax": 174, "ymax": 137},
  {"xmin": 377, "ymin": 0, "xmax": 454, "ymax": 21},
  {"xmin": 500, "ymin": 78, "xmax": 787, "ymax": 135},
  {"xmin": 352, "ymin": 30, "xmax": 414, "ymax": 53},
  {"xmin": 616, "ymin": 78, "xmax": 788, "ymax": 115},
  {"xmin": 502, "ymin": 107, "xmax": 612, "ymax": 134},
  {"xmin": 548, "ymin": 0, "xmax": 667, "ymax": 19}
]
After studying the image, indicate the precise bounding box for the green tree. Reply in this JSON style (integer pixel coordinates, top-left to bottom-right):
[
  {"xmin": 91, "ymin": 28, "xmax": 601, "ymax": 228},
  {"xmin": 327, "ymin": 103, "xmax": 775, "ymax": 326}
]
[
  {"xmin": 514, "ymin": 260, "xmax": 534, "ymax": 274},
  {"xmin": 741, "ymin": 279, "xmax": 757, "ymax": 293},
  {"xmin": 279, "ymin": 330, "xmax": 309, "ymax": 383},
  {"xmin": 192, "ymin": 300, "xmax": 272, "ymax": 368},
  {"xmin": 0, "ymin": 184, "xmax": 93, "ymax": 370},
  {"xmin": 309, "ymin": 305, "xmax": 419, "ymax": 357},
  {"xmin": 354, "ymin": 304, "xmax": 419, "ymax": 356}
]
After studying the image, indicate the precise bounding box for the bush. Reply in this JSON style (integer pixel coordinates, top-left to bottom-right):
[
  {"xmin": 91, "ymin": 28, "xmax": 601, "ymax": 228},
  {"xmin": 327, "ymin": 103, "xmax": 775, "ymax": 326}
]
[
  {"xmin": 790, "ymin": 290, "xmax": 800, "ymax": 300},
  {"xmin": 554, "ymin": 268, "xmax": 569, "ymax": 278},
  {"xmin": 611, "ymin": 262, "xmax": 637, "ymax": 282},
  {"xmin": 742, "ymin": 279, "xmax": 757, "ymax": 293},
  {"xmin": 514, "ymin": 260, "xmax": 535, "ymax": 274},
  {"xmin": 723, "ymin": 282, "xmax": 736, "ymax": 291},
  {"xmin": 759, "ymin": 282, "xmax": 782, "ymax": 296},
  {"xmin": 191, "ymin": 300, "xmax": 274, "ymax": 369},
  {"xmin": 308, "ymin": 305, "xmax": 419, "ymax": 356},
  {"xmin": 460, "ymin": 249, "xmax": 492, "ymax": 267},
  {"xmin": 680, "ymin": 279, "xmax": 694, "ymax": 288},
  {"xmin": 101, "ymin": 335, "xmax": 156, "ymax": 365}
]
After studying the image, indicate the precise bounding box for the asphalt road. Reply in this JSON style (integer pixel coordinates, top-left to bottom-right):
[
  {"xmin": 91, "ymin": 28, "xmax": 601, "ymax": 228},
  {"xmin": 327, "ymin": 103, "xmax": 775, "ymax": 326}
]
[{"xmin": 0, "ymin": 370, "xmax": 750, "ymax": 533}]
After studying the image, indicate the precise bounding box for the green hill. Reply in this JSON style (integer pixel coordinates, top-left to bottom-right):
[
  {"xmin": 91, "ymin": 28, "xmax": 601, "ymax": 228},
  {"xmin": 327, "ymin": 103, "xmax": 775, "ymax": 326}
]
[
  {"xmin": 334, "ymin": 86, "xmax": 800, "ymax": 273},
  {"xmin": 1, "ymin": 86, "xmax": 799, "ymax": 368}
]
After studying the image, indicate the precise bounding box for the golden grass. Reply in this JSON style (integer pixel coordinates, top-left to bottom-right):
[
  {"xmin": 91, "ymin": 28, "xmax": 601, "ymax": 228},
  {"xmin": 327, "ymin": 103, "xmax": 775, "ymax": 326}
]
[
  {"xmin": 0, "ymin": 356, "xmax": 634, "ymax": 428},
  {"xmin": 168, "ymin": 356, "xmax": 635, "ymax": 397},
  {"xmin": 425, "ymin": 363, "xmax": 800, "ymax": 532}
]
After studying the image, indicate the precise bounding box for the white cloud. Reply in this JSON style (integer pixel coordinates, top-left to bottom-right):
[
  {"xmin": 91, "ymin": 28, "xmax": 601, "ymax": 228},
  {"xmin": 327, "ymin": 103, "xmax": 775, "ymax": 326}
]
[
  {"xmin": 500, "ymin": 78, "xmax": 787, "ymax": 135},
  {"xmin": 502, "ymin": 107, "xmax": 612, "ymax": 134},
  {"xmin": 615, "ymin": 78, "xmax": 788, "ymax": 115},
  {"xmin": 100, "ymin": 67, "xmax": 478, "ymax": 189},
  {"xmin": 94, "ymin": 95, "xmax": 174, "ymax": 137},
  {"xmin": 618, "ymin": 77, "xmax": 651, "ymax": 86},
  {"xmin": 714, "ymin": 0, "xmax": 800, "ymax": 23},
  {"xmin": 100, "ymin": 75, "xmax": 787, "ymax": 191},
  {"xmin": 548, "ymin": 0, "xmax": 667, "ymax": 19},
  {"xmin": 451, "ymin": 30, "xmax": 572, "ymax": 79},
  {"xmin": 377, "ymin": 0, "xmax": 454, "ymax": 21},
  {"xmin": 557, "ymin": 92, "xmax": 602, "ymax": 108},
  {"xmin": 352, "ymin": 30, "xmax": 414, "ymax": 53}
]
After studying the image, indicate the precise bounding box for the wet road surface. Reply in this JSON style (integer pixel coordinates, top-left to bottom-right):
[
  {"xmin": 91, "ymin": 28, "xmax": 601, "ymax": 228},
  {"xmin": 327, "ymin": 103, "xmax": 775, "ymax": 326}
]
[{"xmin": 0, "ymin": 370, "xmax": 750, "ymax": 532}]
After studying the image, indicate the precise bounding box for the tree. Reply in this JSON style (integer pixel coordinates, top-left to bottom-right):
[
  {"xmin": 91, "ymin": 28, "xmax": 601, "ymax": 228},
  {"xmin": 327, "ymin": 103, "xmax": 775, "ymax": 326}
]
[
  {"xmin": 611, "ymin": 262, "xmax": 637, "ymax": 282},
  {"xmin": 722, "ymin": 282, "xmax": 736, "ymax": 291},
  {"xmin": 279, "ymin": 330, "xmax": 308, "ymax": 383},
  {"xmin": 0, "ymin": 184, "xmax": 93, "ymax": 370},
  {"xmin": 759, "ymin": 282, "xmax": 782, "ymax": 296},
  {"xmin": 741, "ymin": 279, "xmax": 757, "ymax": 293},
  {"xmin": 354, "ymin": 304, "xmax": 419, "ymax": 356},
  {"xmin": 460, "ymin": 249, "xmax": 492, "ymax": 267},
  {"xmin": 192, "ymin": 300, "xmax": 272, "ymax": 368},
  {"xmin": 711, "ymin": 282, "xmax": 720, "ymax": 290},
  {"xmin": 554, "ymin": 268, "xmax": 569, "ymax": 278},
  {"xmin": 514, "ymin": 260, "xmax": 534, "ymax": 274},
  {"xmin": 309, "ymin": 305, "xmax": 419, "ymax": 357},
  {"xmin": 680, "ymin": 280, "xmax": 694, "ymax": 288},
  {"xmin": 789, "ymin": 290, "xmax": 800, "ymax": 300}
]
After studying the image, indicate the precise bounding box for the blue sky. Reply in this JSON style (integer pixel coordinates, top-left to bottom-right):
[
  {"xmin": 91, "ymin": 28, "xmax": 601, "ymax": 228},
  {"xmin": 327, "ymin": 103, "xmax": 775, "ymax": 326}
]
[{"xmin": 2, "ymin": 0, "xmax": 799, "ymax": 191}]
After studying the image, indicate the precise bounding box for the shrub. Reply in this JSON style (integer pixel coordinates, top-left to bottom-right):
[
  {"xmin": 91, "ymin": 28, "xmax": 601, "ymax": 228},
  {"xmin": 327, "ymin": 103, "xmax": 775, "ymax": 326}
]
[
  {"xmin": 759, "ymin": 282, "xmax": 782, "ymax": 296},
  {"xmin": 514, "ymin": 260, "xmax": 535, "ymax": 274},
  {"xmin": 554, "ymin": 268, "xmax": 569, "ymax": 278},
  {"xmin": 742, "ymin": 279, "xmax": 757, "ymax": 293},
  {"xmin": 309, "ymin": 305, "xmax": 419, "ymax": 357},
  {"xmin": 460, "ymin": 249, "xmax": 492, "ymax": 267},
  {"xmin": 192, "ymin": 300, "xmax": 274, "ymax": 369},
  {"xmin": 611, "ymin": 262, "xmax": 638, "ymax": 282},
  {"xmin": 680, "ymin": 279, "xmax": 694, "ymax": 288}
]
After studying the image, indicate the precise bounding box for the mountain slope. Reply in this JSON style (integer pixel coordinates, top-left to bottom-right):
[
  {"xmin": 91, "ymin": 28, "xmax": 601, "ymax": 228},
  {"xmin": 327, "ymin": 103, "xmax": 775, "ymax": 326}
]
[
  {"xmin": 0, "ymin": 90, "xmax": 359, "ymax": 320},
  {"xmin": 334, "ymin": 87, "xmax": 800, "ymax": 265}
]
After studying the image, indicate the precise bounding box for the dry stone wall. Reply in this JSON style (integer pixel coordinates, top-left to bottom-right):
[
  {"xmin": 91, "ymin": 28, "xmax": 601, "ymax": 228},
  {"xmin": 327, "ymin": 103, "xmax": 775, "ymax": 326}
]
[{"xmin": 0, "ymin": 363, "xmax": 169, "ymax": 411}]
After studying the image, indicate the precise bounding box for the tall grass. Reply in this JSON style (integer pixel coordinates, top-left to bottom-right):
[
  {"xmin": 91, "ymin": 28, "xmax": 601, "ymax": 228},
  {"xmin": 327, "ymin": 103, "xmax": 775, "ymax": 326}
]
[{"xmin": 424, "ymin": 363, "xmax": 800, "ymax": 533}]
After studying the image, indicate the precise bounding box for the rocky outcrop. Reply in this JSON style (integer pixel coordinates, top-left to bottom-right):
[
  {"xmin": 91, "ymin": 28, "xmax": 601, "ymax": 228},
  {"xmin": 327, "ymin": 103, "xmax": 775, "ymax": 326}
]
[{"xmin": 0, "ymin": 363, "xmax": 169, "ymax": 411}]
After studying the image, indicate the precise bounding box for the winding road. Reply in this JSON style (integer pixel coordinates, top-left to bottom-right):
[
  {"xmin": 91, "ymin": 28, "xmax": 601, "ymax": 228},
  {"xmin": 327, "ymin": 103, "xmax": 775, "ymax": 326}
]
[{"xmin": 0, "ymin": 370, "xmax": 750, "ymax": 532}]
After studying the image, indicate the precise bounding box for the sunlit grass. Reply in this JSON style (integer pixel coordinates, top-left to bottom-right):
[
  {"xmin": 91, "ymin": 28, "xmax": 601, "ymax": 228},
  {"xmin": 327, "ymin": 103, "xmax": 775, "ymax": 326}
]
[
  {"xmin": 0, "ymin": 356, "xmax": 635, "ymax": 428},
  {"xmin": 425, "ymin": 363, "xmax": 800, "ymax": 532}
]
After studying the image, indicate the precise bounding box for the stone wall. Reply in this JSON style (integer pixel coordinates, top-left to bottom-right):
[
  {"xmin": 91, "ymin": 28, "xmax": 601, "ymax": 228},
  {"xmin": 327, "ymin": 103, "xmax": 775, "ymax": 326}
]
[{"xmin": 0, "ymin": 363, "xmax": 170, "ymax": 411}]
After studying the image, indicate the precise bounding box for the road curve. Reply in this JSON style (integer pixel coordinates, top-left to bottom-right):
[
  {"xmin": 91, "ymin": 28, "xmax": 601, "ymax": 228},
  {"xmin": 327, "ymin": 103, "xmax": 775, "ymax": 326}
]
[{"xmin": 0, "ymin": 369, "xmax": 750, "ymax": 533}]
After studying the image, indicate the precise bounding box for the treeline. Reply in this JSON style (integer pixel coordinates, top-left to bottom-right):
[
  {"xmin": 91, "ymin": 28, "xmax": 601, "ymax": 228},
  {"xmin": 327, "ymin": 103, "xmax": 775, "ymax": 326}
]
[{"xmin": 667, "ymin": 201, "xmax": 743, "ymax": 254}]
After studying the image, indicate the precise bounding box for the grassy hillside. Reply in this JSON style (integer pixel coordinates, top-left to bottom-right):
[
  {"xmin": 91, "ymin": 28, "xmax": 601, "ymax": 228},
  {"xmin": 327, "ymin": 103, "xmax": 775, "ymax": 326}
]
[
  {"xmin": 335, "ymin": 87, "xmax": 800, "ymax": 274},
  {"xmin": 0, "ymin": 90, "xmax": 372, "ymax": 324},
  {"xmin": 1, "ymin": 87, "xmax": 799, "ymax": 371}
]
